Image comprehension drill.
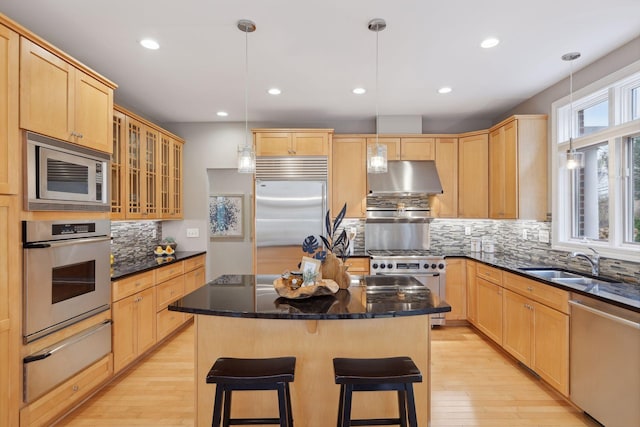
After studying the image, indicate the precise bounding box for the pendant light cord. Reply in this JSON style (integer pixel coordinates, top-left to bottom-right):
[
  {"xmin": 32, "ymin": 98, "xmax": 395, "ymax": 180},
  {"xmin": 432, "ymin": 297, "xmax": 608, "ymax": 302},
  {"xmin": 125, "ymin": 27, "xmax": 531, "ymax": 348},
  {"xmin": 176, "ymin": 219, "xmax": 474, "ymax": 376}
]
[
  {"xmin": 244, "ymin": 25, "xmax": 249, "ymax": 149},
  {"xmin": 568, "ymin": 57, "xmax": 574, "ymax": 151},
  {"xmin": 375, "ymin": 23, "xmax": 379, "ymax": 147}
]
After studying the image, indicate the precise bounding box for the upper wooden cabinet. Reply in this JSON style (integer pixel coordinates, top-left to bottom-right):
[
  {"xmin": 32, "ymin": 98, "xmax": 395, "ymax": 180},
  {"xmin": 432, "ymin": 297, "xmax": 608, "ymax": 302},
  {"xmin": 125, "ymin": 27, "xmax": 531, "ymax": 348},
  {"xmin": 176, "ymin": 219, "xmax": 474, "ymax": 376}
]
[
  {"xmin": 113, "ymin": 106, "xmax": 185, "ymax": 220},
  {"xmin": 0, "ymin": 24, "xmax": 19, "ymax": 196},
  {"xmin": 332, "ymin": 136, "xmax": 367, "ymax": 218},
  {"xmin": 489, "ymin": 115, "xmax": 547, "ymax": 220},
  {"xmin": 254, "ymin": 129, "xmax": 332, "ymax": 156},
  {"xmin": 400, "ymin": 137, "xmax": 435, "ymax": 160},
  {"xmin": 366, "ymin": 137, "xmax": 400, "ymax": 160},
  {"xmin": 431, "ymin": 137, "xmax": 458, "ymax": 218},
  {"xmin": 20, "ymin": 38, "xmax": 114, "ymax": 153},
  {"xmin": 458, "ymin": 131, "xmax": 489, "ymax": 218}
]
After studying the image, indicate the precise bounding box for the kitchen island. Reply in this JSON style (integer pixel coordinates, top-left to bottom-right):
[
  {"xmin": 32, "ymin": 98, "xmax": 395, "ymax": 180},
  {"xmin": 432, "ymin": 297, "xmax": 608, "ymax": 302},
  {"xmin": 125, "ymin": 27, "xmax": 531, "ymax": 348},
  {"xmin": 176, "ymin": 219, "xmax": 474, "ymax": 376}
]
[{"xmin": 169, "ymin": 274, "xmax": 450, "ymax": 426}]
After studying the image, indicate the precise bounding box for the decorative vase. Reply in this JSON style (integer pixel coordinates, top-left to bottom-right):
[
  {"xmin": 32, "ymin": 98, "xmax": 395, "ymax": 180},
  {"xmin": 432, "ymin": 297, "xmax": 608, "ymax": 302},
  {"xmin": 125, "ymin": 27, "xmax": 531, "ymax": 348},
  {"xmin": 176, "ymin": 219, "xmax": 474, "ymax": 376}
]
[{"xmin": 321, "ymin": 252, "xmax": 351, "ymax": 289}]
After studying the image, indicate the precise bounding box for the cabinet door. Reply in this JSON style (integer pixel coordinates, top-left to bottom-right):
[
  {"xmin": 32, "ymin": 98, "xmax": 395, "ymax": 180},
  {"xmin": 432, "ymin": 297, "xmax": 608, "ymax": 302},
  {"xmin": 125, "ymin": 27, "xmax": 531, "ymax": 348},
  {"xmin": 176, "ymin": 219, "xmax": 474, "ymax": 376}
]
[
  {"xmin": 533, "ymin": 302, "xmax": 569, "ymax": 395},
  {"xmin": 255, "ymin": 132, "xmax": 292, "ymax": 156},
  {"xmin": 476, "ymin": 277, "xmax": 502, "ymax": 344},
  {"xmin": 74, "ymin": 70, "xmax": 113, "ymax": 153},
  {"xmin": 159, "ymin": 133, "xmax": 171, "ymax": 218},
  {"xmin": 332, "ymin": 137, "xmax": 367, "ymax": 218},
  {"xmin": 111, "ymin": 111, "xmax": 126, "ymax": 219},
  {"xmin": 432, "ymin": 138, "xmax": 458, "ymax": 218},
  {"xmin": 20, "ymin": 38, "xmax": 73, "ymax": 142},
  {"xmin": 112, "ymin": 295, "xmax": 137, "ymax": 373},
  {"xmin": 502, "ymin": 289, "xmax": 532, "ymax": 365},
  {"xmin": 125, "ymin": 117, "xmax": 145, "ymax": 218},
  {"xmin": 444, "ymin": 258, "xmax": 466, "ymax": 320},
  {"xmin": 489, "ymin": 121, "xmax": 517, "ymax": 219},
  {"xmin": 458, "ymin": 133, "xmax": 488, "ymax": 218},
  {"xmin": 0, "ymin": 25, "xmax": 19, "ymax": 195},
  {"xmin": 400, "ymin": 137, "xmax": 435, "ymax": 160},
  {"xmin": 144, "ymin": 127, "xmax": 159, "ymax": 217},
  {"xmin": 170, "ymin": 139, "xmax": 183, "ymax": 218},
  {"xmin": 184, "ymin": 266, "xmax": 206, "ymax": 294},
  {"xmin": 366, "ymin": 137, "xmax": 400, "ymax": 160},
  {"xmin": 465, "ymin": 260, "xmax": 477, "ymax": 325},
  {"xmin": 135, "ymin": 287, "xmax": 157, "ymax": 356},
  {"xmin": 293, "ymin": 132, "xmax": 328, "ymax": 155}
]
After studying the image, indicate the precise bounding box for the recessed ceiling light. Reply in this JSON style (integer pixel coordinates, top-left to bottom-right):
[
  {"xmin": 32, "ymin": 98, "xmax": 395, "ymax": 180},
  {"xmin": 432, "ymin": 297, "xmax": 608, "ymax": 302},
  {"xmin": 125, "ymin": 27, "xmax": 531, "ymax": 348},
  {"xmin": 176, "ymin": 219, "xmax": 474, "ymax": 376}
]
[
  {"xmin": 480, "ymin": 37, "xmax": 500, "ymax": 49},
  {"xmin": 140, "ymin": 38, "xmax": 160, "ymax": 50},
  {"xmin": 352, "ymin": 87, "xmax": 366, "ymax": 95},
  {"xmin": 438, "ymin": 87, "xmax": 452, "ymax": 94},
  {"xmin": 268, "ymin": 88, "xmax": 281, "ymax": 95},
  {"xmin": 216, "ymin": 111, "xmax": 228, "ymax": 117}
]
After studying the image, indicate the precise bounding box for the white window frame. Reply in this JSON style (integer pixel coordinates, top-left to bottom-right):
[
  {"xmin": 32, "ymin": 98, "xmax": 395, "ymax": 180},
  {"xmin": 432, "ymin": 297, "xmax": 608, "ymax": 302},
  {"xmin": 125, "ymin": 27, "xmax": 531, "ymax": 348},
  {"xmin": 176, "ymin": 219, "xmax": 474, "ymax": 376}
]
[{"xmin": 552, "ymin": 60, "xmax": 640, "ymax": 262}]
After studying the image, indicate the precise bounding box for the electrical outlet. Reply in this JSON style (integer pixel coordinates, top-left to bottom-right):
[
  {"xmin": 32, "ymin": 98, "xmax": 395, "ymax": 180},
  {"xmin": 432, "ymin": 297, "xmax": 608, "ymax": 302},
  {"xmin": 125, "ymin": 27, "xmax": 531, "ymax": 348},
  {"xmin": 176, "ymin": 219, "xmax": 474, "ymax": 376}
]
[
  {"xmin": 151, "ymin": 228, "xmax": 157, "ymax": 239},
  {"xmin": 522, "ymin": 229, "xmax": 528, "ymax": 240},
  {"xmin": 464, "ymin": 226, "xmax": 471, "ymax": 236},
  {"xmin": 538, "ymin": 230, "xmax": 550, "ymax": 243},
  {"xmin": 186, "ymin": 228, "xmax": 199, "ymax": 238}
]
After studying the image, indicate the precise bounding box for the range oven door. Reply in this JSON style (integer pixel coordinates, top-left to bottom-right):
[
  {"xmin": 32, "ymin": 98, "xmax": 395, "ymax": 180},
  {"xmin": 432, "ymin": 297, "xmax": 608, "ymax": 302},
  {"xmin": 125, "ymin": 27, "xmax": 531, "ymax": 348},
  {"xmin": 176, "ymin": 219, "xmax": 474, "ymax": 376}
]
[
  {"xmin": 24, "ymin": 236, "xmax": 111, "ymax": 342},
  {"xmin": 373, "ymin": 272, "xmax": 445, "ymax": 325}
]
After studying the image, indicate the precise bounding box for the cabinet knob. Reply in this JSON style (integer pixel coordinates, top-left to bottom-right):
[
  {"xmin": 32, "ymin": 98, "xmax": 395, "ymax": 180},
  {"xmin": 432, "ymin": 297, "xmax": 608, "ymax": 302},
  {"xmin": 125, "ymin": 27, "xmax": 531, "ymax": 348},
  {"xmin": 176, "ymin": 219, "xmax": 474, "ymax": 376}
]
[
  {"xmin": 527, "ymin": 286, "xmax": 533, "ymax": 292},
  {"xmin": 72, "ymin": 384, "xmax": 79, "ymax": 392}
]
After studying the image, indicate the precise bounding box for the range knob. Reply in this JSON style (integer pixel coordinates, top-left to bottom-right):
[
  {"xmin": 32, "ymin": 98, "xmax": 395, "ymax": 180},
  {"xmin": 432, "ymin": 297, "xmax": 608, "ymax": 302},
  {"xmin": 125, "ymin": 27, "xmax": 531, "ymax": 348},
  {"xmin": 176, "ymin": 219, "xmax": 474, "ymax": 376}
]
[
  {"xmin": 372, "ymin": 263, "xmax": 379, "ymax": 269},
  {"xmin": 423, "ymin": 263, "xmax": 429, "ymax": 269},
  {"xmin": 386, "ymin": 263, "xmax": 393, "ymax": 269},
  {"xmin": 438, "ymin": 263, "xmax": 445, "ymax": 269},
  {"xmin": 431, "ymin": 263, "xmax": 437, "ymax": 269},
  {"xmin": 380, "ymin": 263, "xmax": 386, "ymax": 269}
]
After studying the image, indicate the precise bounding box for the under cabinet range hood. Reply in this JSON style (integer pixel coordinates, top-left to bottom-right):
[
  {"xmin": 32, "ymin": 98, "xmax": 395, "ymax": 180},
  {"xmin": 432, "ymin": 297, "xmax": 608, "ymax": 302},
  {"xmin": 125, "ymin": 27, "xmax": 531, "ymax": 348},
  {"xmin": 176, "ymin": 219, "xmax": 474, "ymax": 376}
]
[{"xmin": 367, "ymin": 160, "xmax": 443, "ymax": 195}]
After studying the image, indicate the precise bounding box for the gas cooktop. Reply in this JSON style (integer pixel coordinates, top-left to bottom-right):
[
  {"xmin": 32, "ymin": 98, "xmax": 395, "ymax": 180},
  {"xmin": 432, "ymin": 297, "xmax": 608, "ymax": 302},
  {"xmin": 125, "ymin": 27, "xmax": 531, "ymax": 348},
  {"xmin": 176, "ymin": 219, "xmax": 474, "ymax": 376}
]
[{"xmin": 367, "ymin": 249, "xmax": 444, "ymax": 259}]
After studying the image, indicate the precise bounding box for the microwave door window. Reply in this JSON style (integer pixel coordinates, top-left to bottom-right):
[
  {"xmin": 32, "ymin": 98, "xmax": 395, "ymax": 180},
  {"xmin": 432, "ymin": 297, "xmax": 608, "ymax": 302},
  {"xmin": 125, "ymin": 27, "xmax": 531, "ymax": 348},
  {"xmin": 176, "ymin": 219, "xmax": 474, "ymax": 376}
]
[
  {"xmin": 52, "ymin": 260, "xmax": 96, "ymax": 304},
  {"xmin": 46, "ymin": 158, "xmax": 89, "ymax": 195}
]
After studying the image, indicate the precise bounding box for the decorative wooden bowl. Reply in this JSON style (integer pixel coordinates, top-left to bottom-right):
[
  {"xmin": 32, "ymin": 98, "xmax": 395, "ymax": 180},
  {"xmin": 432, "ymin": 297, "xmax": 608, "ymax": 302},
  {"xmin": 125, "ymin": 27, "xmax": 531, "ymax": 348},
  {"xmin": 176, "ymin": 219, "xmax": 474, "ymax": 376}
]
[{"xmin": 273, "ymin": 278, "xmax": 339, "ymax": 299}]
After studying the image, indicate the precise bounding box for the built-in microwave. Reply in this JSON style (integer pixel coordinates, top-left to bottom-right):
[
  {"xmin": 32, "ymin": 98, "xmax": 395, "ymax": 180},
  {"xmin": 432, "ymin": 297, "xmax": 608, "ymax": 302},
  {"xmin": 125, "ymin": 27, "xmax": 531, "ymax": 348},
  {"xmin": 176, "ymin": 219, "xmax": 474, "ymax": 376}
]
[{"xmin": 25, "ymin": 131, "xmax": 110, "ymax": 211}]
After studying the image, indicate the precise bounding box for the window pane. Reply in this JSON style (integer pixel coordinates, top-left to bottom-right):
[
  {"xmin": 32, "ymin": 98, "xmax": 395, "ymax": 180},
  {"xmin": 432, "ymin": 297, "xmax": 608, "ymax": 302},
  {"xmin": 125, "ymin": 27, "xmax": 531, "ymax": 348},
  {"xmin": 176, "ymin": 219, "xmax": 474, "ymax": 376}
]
[
  {"xmin": 627, "ymin": 136, "xmax": 640, "ymax": 243},
  {"xmin": 633, "ymin": 87, "xmax": 639, "ymax": 120},
  {"xmin": 578, "ymin": 100, "xmax": 608, "ymax": 136},
  {"xmin": 571, "ymin": 143, "xmax": 609, "ymax": 240}
]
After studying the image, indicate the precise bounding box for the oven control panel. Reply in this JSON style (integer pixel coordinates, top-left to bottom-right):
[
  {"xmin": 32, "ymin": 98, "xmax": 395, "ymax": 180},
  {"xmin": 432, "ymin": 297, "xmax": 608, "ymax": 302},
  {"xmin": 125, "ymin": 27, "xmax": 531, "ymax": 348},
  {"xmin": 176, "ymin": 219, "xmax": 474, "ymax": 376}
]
[{"xmin": 369, "ymin": 258, "xmax": 446, "ymax": 273}]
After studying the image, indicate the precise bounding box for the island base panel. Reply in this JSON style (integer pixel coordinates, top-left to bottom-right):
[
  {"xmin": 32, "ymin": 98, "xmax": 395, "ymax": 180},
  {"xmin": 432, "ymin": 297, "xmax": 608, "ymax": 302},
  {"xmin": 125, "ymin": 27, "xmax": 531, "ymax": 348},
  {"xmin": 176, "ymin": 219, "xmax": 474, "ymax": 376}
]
[{"xmin": 195, "ymin": 315, "xmax": 430, "ymax": 426}]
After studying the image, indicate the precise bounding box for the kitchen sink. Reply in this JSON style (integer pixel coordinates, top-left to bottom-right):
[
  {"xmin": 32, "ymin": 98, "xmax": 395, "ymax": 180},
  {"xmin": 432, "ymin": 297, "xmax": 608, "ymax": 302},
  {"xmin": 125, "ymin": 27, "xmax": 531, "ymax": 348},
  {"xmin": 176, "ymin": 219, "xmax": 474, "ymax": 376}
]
[
  {"xmin": 519, "ymin": 268, "xmax": 620, "ymax": 292},
  {"xmin": 519, "ymin": 268, "xmax": 583, "ymax": 280}
]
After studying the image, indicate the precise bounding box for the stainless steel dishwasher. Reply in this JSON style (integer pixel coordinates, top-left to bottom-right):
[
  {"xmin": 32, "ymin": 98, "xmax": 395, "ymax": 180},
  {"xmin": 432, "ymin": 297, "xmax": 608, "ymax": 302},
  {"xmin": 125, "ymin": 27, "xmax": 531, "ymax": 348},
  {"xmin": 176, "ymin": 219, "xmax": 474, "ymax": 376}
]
[{"xmin": 569, "ymin": 293, "xmax": 640, "ymax": 427}]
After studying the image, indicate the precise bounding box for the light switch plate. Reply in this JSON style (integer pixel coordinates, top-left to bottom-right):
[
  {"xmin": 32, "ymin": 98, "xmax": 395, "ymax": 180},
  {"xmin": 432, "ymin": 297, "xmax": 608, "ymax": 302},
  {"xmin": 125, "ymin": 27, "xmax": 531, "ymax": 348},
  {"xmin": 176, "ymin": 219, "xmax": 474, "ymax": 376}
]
[
  {"xmin": 186, "ymin": 228, "xmax": 199, "ymax": 238},
  {"xmin": 522, "ymin": 229, "xmax": 528, "ymax": 240},
  {"xmin": 464, "ymin": 226, "xmax": 471, "ymax": 236},
  {"xmin": 538, "ymin": 230, "xmax": 550, "ymax": 243}
]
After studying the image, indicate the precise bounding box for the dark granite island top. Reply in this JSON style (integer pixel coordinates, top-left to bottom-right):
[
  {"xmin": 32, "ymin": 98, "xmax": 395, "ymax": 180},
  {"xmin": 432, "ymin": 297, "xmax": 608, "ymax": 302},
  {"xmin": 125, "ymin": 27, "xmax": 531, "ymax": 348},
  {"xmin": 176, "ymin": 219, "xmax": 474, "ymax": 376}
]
[
  {"xmin": 170, "ymin": 274, "xmax": 448, "ymax": 426},
  {"xmin": 169, "ymin": 274, "xmax": 451, "ymax": 319}
]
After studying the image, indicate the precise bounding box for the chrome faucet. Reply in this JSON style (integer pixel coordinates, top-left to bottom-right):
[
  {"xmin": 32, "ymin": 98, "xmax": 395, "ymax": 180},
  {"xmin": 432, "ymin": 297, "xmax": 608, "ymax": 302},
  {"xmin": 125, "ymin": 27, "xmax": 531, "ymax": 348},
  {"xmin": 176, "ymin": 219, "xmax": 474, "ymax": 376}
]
[{"xmin": 569, "ymin": 247, "xmax": 600, "ymax": 276}]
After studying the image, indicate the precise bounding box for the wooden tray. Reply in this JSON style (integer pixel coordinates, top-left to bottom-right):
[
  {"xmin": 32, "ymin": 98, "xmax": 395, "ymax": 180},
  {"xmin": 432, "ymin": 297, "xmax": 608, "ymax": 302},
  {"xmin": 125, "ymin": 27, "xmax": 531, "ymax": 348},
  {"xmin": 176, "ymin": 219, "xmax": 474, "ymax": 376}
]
[{"xmin": 273, "ymin": 278, "xmax": 339, "ymax": 299}]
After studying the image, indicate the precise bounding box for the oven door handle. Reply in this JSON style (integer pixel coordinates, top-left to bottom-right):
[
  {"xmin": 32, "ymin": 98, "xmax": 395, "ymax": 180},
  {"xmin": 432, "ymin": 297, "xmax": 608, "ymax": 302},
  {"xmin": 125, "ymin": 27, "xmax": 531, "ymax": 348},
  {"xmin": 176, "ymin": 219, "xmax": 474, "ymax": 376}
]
[
  {"xmin": 23, "ymin": 319, "xmax": 112, "ymax": 364},
  {"xmin": 24, "ymin": 236, "xmax": 111, "ymax": 249}
]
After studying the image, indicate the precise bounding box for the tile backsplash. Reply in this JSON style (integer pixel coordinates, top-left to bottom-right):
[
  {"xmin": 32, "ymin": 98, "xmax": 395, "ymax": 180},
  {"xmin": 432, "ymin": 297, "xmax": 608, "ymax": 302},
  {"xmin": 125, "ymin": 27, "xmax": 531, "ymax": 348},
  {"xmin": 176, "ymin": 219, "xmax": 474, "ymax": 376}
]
[{"xmin": 110, "ymin": 221, "xmax": 162, "ymax": 264}]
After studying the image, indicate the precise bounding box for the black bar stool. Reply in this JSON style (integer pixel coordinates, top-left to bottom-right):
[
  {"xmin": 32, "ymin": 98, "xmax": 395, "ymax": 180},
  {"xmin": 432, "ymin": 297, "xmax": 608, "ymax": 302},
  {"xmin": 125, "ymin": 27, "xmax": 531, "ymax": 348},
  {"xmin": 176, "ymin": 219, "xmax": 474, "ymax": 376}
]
[
  {"xmin": 206, "ymin": 356, "xmax": 296, "ymax": 427},
  {"xmin": 333, "ymin": 356, "xmax": 422, "ymax": 427}
]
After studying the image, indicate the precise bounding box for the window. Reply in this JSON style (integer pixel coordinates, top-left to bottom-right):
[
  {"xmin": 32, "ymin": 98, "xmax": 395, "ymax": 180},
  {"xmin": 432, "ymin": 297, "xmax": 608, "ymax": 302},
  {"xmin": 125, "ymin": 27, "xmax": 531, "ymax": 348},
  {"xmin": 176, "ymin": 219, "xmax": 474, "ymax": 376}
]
[{"xmin": 553, "ymin": 62, "xmax": 640, "ymax": 261}]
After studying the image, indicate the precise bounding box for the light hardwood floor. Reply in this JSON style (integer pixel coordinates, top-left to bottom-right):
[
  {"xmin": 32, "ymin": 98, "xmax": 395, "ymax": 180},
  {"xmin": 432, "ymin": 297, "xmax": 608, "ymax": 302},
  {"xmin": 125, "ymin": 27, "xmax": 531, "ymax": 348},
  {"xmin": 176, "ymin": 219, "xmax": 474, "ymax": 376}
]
[{"xmin": 57, "ymin": 322, "xmax": 597, "ymax": 427}]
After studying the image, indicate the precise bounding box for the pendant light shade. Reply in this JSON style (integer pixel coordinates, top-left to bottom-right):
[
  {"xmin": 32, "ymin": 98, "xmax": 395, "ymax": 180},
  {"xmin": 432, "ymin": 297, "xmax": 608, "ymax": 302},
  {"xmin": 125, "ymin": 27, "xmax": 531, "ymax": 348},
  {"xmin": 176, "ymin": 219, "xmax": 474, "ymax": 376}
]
[
  {"xmin": 237, "ymin": 19, "xmax": 256, "ymax": 174},
  {"xmin": 367, "ymin": 18, "xmax": 387, "ymax": 174},
  {"xmin": 561, "ymin": 51, "xmax": 584, "ymax": 170}
]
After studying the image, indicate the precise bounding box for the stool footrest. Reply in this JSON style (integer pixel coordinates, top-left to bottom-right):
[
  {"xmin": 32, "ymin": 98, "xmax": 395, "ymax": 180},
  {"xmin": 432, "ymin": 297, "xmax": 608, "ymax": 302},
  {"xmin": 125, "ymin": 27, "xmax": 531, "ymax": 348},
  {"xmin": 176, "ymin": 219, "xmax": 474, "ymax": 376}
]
[
  {"xmin": 227, "ymin": 418, "xmax": 284, "ymax": 425},
  {"xmin": 350, "ymin": 418, "xmax": 402, "ymax": 426}
]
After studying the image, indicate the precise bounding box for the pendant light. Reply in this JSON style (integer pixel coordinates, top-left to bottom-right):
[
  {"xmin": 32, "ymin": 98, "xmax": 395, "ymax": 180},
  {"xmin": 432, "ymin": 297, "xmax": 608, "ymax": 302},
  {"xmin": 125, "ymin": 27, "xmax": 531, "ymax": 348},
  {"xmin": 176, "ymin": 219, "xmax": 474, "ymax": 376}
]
[
  {"xmin": 562, "ymin": 51, "xmax": 584, "ymax": 170},
  {"xmin": 367, "ymin": 18, "xmax": 388, "ymax": 174},
  {"xmin": 237, "ymin": 19, "xmax": 256, "ymax": 173}
]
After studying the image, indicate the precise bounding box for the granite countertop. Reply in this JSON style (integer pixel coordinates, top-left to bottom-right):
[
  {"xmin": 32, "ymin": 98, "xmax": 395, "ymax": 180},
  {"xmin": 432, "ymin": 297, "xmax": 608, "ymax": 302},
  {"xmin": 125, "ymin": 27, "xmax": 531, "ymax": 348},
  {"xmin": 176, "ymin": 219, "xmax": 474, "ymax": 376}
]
[
  {"xmin": 169, "ymin": 274, "xmax": 451, "ymax": 320},
  {"xmin": 110, "ymin": 250, "xmax": 206, "ymax": 281},
  {"xmin": 450, "ymin": 252, "xmax": 640, "ymax": 312}
]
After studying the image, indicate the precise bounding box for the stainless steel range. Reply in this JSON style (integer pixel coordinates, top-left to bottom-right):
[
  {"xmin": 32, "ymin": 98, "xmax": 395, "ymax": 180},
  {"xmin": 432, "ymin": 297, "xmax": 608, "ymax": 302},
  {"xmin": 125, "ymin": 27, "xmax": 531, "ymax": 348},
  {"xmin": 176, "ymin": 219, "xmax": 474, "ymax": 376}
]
[{"xmin": 365, "ymin": 207, "xmax": 447, "ymax": 325}]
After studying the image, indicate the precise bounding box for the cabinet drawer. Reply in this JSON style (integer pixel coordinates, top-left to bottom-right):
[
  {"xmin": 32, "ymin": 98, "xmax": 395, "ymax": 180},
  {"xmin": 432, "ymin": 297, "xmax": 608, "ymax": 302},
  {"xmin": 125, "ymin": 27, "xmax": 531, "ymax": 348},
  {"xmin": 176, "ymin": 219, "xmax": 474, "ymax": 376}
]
[
  {"xmin": 503, "ymin": 272, "xmax": 569, "ymax": 314},
  {"xmin": 344, "ymin": 257, "xmax": 369, "ymax": 273},
  {"xmin": 476, "ymin": 264, "xmax": 502, "ymax": 286},
  {"xmin": 156, "ymin": 261, "xmax": 184, "ymax": 283},
  {"xmin": 183, "ymin": 254, "xmax": 205, "ymax": 272},
  {"xmin": 156, "ymin": 307, "xmax": 185, "ymax": 341},
  {"xmin": 156, "ymin": 276, "xmax": 184, "ymax": 311},
  {"xmin": 112, "ymin": 271, "xmax": 154, "ymax": 302},
  {"xmin": 20, "ymin": 354, "xmax": 112, "ymax": 427},
  {"xmin": 184, "ymin": 266, "xmax": 205, "ymax": 294}
]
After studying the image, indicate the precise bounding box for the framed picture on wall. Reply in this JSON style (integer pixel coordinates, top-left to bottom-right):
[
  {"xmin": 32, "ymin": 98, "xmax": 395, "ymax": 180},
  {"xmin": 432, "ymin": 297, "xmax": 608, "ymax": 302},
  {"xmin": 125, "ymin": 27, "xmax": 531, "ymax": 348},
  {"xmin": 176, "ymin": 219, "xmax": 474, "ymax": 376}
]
[{"xmin": 209, "ymin": 194, "xmax": 244, "ymax": 239}]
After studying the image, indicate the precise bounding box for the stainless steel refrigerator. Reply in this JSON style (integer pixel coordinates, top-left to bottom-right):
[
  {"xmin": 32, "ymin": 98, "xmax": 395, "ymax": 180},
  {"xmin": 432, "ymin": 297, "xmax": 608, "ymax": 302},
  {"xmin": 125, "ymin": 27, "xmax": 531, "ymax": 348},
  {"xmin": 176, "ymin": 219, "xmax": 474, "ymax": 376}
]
[{"xmin": 255, "ymin": 179, "xmax": 326, "ymax": 274}]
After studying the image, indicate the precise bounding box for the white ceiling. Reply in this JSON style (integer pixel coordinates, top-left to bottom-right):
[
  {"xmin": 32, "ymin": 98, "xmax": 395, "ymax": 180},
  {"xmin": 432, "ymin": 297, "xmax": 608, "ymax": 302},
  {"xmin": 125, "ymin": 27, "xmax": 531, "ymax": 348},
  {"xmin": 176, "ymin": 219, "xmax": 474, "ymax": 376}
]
[{"xmin": 2, "ymin": 0, "xmax": 640, "ymax": 127}]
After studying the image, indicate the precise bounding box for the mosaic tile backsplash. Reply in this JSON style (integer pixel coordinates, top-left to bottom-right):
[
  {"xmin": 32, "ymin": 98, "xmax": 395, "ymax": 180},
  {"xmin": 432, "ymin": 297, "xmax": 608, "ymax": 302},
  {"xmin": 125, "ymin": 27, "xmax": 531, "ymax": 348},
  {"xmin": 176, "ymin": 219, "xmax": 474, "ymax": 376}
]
[{"xmin": 110, "ymin": 221, "xmax": 162, "ymax": 265}]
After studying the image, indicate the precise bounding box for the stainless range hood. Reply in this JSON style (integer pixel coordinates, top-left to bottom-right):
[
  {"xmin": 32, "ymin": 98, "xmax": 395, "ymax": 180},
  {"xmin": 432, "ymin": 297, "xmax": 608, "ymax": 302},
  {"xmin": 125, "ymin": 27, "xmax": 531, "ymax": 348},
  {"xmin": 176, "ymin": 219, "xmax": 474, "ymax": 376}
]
[{"xmin": 367, "ymin": 160, "xmax": 443, "ymax": 195}]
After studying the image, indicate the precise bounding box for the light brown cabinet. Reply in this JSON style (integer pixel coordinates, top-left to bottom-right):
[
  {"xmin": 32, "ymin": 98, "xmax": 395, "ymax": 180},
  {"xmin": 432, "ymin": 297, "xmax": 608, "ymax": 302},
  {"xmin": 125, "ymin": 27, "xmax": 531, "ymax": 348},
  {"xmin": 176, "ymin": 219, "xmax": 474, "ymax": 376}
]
[
  {"xmin": 113, "ymin": 106, "xmax": 184, "ymax": 220},
  {"xmin": 465, "ymin": 260, "xmax": 478, "ymax": 325},
  {"xmin": 458, "ymin": 131, "xmax": 489, "ymax": 218},
  {"xmin": 366, "ymin": 137, "xmax": 400, "ymax": 160},
  {"xmin": 332, "ymin": 136, "xmax": 367, "ymax": 217},
  {"xmin": 444, "ymin": 258, "xmax": 466, "ymax": 320},
  {"xmin": 254, "ymin": 129, "xmax": 331, "ymax": 156},
  {"xmin": 475, "ymin": 264, "xmax": 503, "ymax": 345},
  {"xmin": 399, "ymin": 137, "xmax": 435, "ymax": 160},
  {"xmin": 343, "ymin": 257, "xmax": 370, "ymax": 275},
  {"xmin": 431, "ymin": 137, "xmax": 458, "ymax": 218},
  {"xmin": 20, "ymin": 38, "xmax": 113, "ymax": 153},
  {"xmin": 112, "ymin": 271, "xmax": 156, "ymax": 373},
  {"xmin": 0, "ymin": 25, "xmax": 19, "ymax": 196},
  {"xmin": 488, "ymin": 115, "xmax": 547, "ymax": 220}
]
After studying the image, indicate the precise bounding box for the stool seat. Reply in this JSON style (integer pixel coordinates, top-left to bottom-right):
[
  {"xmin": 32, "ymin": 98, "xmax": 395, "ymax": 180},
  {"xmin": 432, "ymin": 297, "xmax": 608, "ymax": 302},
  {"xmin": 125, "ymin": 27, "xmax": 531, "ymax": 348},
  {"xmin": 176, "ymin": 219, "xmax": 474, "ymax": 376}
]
[
  {"xmin": 207, "ymin": 357, "xmax": 296, "ymax": 384},
  {"xmin": 333, "ymin": 356, "xmax": 422, "ymax": 427},
  {"xmin": 334, "ymin": 357, "xmax": 422, "ymax": 385},
  {"xmin": 207, "ymin": 357, "xmax": 296, "ymax": 427}
]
